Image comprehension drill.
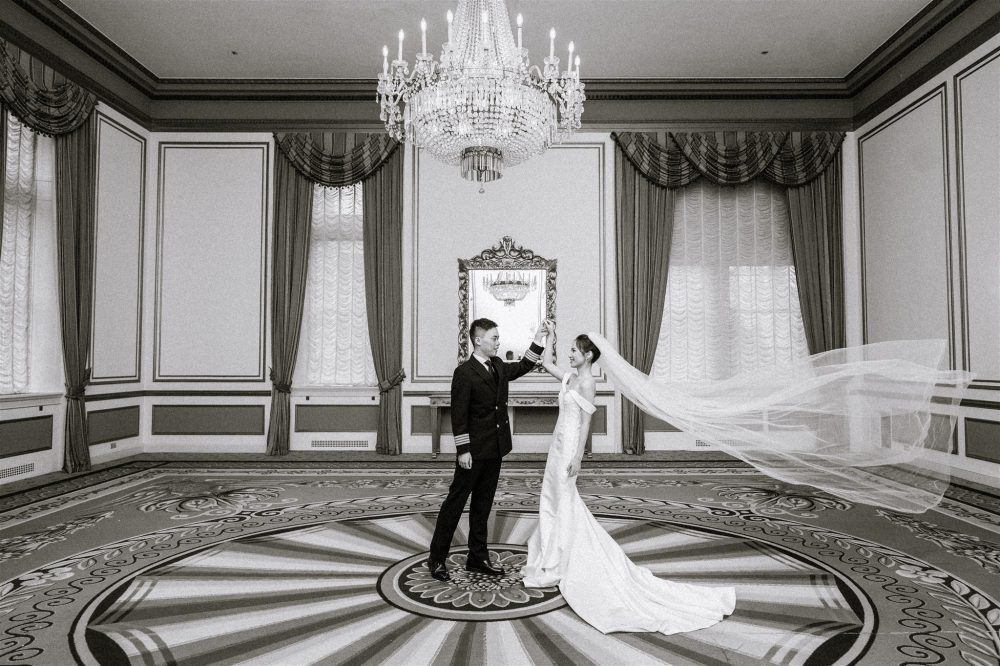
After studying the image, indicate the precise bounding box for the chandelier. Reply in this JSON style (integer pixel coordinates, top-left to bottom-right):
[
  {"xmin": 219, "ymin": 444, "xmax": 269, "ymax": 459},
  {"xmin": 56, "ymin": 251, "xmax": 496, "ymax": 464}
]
[
  {"xmin": 377, "ymin": 0, "xmax": 585, "ymax": 186},
  {"xmin": 483, "ymin": 271, "xmax": 538, "ymax": 307}
]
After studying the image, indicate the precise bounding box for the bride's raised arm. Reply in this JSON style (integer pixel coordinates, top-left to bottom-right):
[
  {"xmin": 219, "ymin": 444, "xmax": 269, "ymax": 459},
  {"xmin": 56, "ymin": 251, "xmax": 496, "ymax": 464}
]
[{"xmin": 540, "ymin": 320, "xmax": 565, "ymax": 381}]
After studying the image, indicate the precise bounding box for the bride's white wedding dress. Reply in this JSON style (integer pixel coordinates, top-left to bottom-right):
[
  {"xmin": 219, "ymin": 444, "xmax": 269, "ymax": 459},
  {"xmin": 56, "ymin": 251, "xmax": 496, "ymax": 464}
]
[{"xmin": 521, "ymin": 371, "xmax": 736, "ymax": 634}]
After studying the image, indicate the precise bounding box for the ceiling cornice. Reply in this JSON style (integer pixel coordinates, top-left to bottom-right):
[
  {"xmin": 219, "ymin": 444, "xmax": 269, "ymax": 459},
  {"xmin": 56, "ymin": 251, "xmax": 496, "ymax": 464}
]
[
  {"xmin": 1, "ymin": 0, "xmax": 996, "ymax": 131},
  {"xmin": 9, "ymin": 0, "xmax": 157, "ymax": 94},
  {"xmin": 844, "ymin": 0, "xmax": 977, "ymax": 93}
]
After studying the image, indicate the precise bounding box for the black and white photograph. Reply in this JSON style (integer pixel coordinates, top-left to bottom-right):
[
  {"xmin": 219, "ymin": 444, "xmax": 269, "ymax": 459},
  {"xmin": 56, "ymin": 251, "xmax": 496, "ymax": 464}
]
[{"xmin": 0, "ymin": 0, "xmax": 998, "ymax": 664}]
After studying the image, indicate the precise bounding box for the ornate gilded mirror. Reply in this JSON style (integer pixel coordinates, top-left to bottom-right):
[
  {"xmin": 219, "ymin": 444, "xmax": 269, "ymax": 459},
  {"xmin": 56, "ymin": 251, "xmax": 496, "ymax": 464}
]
[{"xmin": 458, "ymin": 236, "xmax": 556, "ymax": 369}]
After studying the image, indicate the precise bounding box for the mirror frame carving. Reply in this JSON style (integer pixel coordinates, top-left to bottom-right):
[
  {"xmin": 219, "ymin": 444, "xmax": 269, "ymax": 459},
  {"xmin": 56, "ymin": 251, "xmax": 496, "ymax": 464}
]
[{"xmin": 458, "ymin": 236, "xmax": 557, "ymax": 369}]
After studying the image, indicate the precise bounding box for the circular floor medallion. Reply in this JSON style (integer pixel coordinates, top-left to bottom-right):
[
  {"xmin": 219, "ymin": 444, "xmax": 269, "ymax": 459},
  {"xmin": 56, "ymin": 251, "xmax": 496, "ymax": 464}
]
[
  {"xmin": 378, "ymin": 544, "xmax": 565, "ymax": 621},
  {"xmin": 74, "ymin": 507, "xmax": 895, "ymax": 665}
]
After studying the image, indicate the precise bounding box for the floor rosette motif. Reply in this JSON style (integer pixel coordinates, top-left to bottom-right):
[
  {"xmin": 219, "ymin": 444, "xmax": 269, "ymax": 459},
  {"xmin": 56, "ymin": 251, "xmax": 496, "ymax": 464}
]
[
  {"xmin": 0, "ymin": 466, "xmax": 997, "ymax": 665},
  {"xmin": 381, "ymin": 545, "xmax": 565, "ymax": 620}
]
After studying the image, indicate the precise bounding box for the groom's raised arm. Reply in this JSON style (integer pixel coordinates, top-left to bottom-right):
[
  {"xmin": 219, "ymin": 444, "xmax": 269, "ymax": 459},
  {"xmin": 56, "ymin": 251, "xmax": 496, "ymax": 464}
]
[
  {"xmin": 451, "ymin": 365, "xmax": 472, "ymax": 456},
  {"xmin": 502, "ymin": 336, "xmax": 544, "ymax": 382}
]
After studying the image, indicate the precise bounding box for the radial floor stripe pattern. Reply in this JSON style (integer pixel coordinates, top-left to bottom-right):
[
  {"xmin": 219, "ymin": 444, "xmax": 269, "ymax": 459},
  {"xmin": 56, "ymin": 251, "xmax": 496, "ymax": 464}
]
[{"xmin": 0, "ymin": 463, "xmax": 997, "ymax": 665}]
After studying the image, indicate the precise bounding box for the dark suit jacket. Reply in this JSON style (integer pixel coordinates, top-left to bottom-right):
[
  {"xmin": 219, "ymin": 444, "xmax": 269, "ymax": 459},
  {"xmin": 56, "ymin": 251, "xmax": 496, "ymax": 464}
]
[{"xmin": 451, "ymin": 342, "xmax": 544, "ymax": 459}]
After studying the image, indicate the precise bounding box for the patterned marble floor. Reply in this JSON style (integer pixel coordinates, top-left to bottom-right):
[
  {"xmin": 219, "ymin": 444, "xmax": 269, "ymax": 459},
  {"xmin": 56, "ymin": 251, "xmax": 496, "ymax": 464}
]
[{"xmin": 1, "ymin": 459, "xmax": 998, "ymax": 665}]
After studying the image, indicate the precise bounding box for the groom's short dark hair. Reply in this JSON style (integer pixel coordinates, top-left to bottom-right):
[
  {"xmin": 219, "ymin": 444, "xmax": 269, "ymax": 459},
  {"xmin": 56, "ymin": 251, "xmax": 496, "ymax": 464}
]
[{"xmin": 470, "ymin": 318, "xmax": 498, "ymax": 342}]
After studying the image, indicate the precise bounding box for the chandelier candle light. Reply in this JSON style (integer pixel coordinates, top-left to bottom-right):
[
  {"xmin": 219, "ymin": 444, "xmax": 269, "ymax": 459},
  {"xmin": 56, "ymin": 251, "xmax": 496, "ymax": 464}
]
[
  {"xmin": 484, "ymin": 271, "xmax": 539, "ymax": 307},
  {"xmin": 377, "ymin": 0, "xmax": 585, "ymax": 188}
]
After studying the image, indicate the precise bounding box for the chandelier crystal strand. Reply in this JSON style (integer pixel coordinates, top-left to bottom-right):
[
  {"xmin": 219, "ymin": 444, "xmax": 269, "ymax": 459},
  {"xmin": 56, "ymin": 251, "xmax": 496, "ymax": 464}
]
[
  {"xmin": 377, "ymin": 0, "xmax": 585, "ymax": 184},
  {"xmin": 484, "ymin": 271, "xmax": 538, "ymax": 306}
]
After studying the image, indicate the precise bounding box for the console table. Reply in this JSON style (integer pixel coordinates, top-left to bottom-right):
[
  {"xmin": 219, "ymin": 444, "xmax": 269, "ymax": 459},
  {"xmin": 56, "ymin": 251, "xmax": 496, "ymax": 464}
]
[{"xmin": 428, "ymin": 393, "xmax": 592, "ymax": 459}]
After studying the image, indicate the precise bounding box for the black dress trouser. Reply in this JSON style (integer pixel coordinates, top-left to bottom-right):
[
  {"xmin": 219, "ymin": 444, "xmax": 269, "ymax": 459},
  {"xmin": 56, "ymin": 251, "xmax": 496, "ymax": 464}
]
[{"xmin": 429, "ymin": 456, "xmax": 503, "ymax": 563}]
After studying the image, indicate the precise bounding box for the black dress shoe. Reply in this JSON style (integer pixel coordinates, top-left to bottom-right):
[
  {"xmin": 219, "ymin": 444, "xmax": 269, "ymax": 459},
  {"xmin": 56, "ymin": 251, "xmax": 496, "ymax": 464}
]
[
  {"xmin": 428, "ymin": 559, "xmax": 449, "ymax": 581},
  {"xmin": 465, "ymin": 557, "xmax": 504, "ymax": 576}
]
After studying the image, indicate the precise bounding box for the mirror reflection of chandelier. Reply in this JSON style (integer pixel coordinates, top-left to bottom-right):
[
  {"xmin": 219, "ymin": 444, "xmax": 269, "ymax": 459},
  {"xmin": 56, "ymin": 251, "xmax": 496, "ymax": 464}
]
[
  {"xmin": 483, "ymin": 271, "xmax": 539, "ymax": 307},
  {"xmin": 377, "ymin": 0, "xmax": 585, "ymax": 187}
]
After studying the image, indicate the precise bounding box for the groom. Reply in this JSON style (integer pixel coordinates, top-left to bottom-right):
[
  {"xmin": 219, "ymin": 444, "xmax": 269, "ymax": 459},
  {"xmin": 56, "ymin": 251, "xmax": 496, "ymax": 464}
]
[{"xmin": 428, "ymin": 317, "xmax": 546, "ymax": 581}]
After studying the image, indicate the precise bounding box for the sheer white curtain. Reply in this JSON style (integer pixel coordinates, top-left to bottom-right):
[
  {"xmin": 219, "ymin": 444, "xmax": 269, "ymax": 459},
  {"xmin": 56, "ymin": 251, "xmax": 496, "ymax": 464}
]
[
  {"xmin": 0, "ymin": 112, "xmax": 36, "ymax": 393},
  {"xmin": 301, "ymin": 183, "xmax": 377, "ymax": 386},
  {"xmin": 652, "ymin": 178, "xmax": 809, "ymax": 382}
]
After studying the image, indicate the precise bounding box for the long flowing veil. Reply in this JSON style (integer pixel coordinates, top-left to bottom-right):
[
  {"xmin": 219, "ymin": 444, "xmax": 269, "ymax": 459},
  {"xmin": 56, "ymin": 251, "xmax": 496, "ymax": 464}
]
[{"xmin": 587, "ymin": 332, "xmax": 974, "ymax": 513}]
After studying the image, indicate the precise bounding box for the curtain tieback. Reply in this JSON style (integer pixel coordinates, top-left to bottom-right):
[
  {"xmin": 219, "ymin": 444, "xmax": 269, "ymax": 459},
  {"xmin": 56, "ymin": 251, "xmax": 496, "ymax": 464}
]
[
  {"xmin": 269, "ymin": 368, "xmax": 292, "ymax": 394},
  {"xmin": 378, "ymin": 368, "xmax": 406, "ymax": 394},
  {"xmin": 65, "ymin": 368, "xmax": 91, "ymax": 401}
]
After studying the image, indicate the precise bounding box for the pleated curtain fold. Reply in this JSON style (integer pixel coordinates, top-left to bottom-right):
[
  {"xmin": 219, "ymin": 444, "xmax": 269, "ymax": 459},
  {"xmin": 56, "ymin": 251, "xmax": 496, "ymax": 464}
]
[
  {"xmin": 2, "ymin": 40, "xmax": 98, "ymax": 472},
  {"xmin": 786, "ymin": 151, "xmax": 846, "ymax": 353},
  {"xmin": 267, "ymin": 133, "xmax": 403, "ymax": 456},
  {"xmin": 614, "ymin": 148, "xmax": 674, "ymax": 455},
  {"xmin": 0, "ymin": 41, "xmax": 96, "ymax": 135},
  {"xmin": 362, "ymin": 148, "xmax": 405, "ymax": 455},
  {"xmin": 612, "ymin": 130, "xmax": 845, "ymax": 453},
  {"xmin": 55, "ymin": 115, "xmax": 97, "ymax": 473},
  {"xmin": 265, "ymin": 151, "xmax": 314, "ymax": 456},
  {"xmin": 0, "ymin": 109, "xmax": 6, "ymax": 255}
]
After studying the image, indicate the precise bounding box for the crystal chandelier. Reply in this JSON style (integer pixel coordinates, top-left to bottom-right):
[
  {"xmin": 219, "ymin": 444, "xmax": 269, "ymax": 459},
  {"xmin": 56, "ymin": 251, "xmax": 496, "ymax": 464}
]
[
  {"xmin": 377, "ymin": 0, "xmax": 585, "ymax": 186},
  {"xmin": 483, "ymin": 271, "xmax": 538, "ymax": 307}
]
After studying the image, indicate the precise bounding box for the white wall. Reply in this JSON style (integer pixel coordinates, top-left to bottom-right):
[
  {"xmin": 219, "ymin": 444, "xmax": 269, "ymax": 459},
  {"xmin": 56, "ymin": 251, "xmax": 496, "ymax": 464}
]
[
  {"xmin": 92, "ymin": 112, "xmax": 145, "ymax": 384},
  {"xmin": 852, "ymin": 35, "xmax": 1000, "ymax": 484},
  {"xmin": 80, "ymin": 105, "xmax": 149, "ymax": 466},
  {"xmin": 403, "ymin": 133, "xmax": 618, "ymax": 453},
  {"xmin": 141, "ymin": 132, "xmax": 273, "ymax": 453},
  {"xmin": 153, "ymin": 141, "xmax": 269, "ymax": 382}
]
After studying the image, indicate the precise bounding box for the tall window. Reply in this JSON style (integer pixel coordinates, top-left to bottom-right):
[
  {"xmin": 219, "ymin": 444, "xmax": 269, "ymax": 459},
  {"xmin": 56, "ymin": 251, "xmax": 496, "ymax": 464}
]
[
  {"xmin": 651, "ymin": 179, "xmax": 809, "ymax": 382},
  {"xmin": 0, "ymin": 112, "xmax": 36, "ymax": 393},
  {"xmin": 299, "ymin": 183, "xmax": 377, "ymax": 386}
]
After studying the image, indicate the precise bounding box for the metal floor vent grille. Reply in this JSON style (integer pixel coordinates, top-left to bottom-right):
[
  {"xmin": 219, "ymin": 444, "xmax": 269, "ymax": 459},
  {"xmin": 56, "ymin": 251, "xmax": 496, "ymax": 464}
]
[
  {"xmin": 695, "ymin": 440, "xmax": 745, "ymax": 448},
  {"xmin": 0, "ymin": 463, "xmax": 35, "ymax": 480},
  {"xmin": 310, "ymin": 440, "xmax": 370, "ymax": 449}
]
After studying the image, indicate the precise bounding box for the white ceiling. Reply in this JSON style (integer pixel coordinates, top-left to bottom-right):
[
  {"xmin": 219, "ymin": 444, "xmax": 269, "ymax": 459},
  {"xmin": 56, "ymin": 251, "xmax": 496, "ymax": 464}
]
[{"xmin": 61, "ymin": 0, "xmax": 931, "ymax": 80}]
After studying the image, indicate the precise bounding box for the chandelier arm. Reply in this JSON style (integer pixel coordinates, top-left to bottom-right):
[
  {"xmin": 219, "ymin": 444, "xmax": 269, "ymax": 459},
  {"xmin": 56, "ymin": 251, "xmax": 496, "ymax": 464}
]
[{"xmin": 376, "ymin": 0, "xmax": 585, "ymax": 181}]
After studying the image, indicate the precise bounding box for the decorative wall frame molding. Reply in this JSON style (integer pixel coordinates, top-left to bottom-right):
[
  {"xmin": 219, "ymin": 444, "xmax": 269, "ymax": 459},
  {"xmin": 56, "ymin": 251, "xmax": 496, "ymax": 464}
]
[
  {"xmin": 857, "ymin": 84, "xmax": 955, "ymax": 369},
  {"xmin": 90, "ymin": 111, "xmax": 145, "ymax": 385}
]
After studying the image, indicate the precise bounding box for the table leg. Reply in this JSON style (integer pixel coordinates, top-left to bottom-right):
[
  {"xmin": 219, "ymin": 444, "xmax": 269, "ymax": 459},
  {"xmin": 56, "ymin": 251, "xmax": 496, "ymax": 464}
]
[{"xmin": 431, "ymin": 405, "xmax": 441, "ymax": 459}]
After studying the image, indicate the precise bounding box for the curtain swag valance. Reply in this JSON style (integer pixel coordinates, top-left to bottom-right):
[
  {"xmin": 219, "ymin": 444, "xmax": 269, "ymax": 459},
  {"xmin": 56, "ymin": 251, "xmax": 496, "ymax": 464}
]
[
  {"xmin": 0, "ymin": 40, "xmax": 96, "ymax": 136},
  {"xmin": 274, "ymin": 132, "xmax": 400, "ymax": 188},
  {"xmin": 611, "ymin": 131, "xmax": 844, "ymax": 188}
]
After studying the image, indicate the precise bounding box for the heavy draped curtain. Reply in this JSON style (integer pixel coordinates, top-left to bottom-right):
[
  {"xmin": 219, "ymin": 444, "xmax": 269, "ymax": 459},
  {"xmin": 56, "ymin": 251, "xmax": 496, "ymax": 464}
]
[
  {"xmin": 1, "ymin": 111, "xmax": 5, "ymax": 254},
  {"xmin": 1, "ymin": 39, "xmax": 97, "ymax": 472},
  {"xmin": 612, "ymin": 130, "xmax": 844, "ymax": 453},
  {"xmin": 267, "ymin": 132, "xmax": 403, "ymax": 456},
  {"xmin": 614, "ymin": 148, "xmax": 674, "ymax": 454},
  {"xmin": 265, "ymin": 150, "xmax": 313, "ymax": 456}
]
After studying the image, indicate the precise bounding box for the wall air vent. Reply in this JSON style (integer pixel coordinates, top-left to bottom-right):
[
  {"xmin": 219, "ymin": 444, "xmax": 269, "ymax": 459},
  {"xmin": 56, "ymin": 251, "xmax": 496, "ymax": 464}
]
[
  {"xmin": 0, "ymin": 462, "xmax": 35, "ymax": 480},
  {"xmin": 695, "ymin": 440, "xmax": 745, "ymax": 448},
  {"xmin": 310, "ymin": 440, "xmax": 370, "ymax": 449}
]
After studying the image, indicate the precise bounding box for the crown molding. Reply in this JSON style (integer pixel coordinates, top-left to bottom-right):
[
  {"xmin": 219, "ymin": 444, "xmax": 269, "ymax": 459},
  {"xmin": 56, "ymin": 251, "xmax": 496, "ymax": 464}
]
[
  {"xmin": 148, "ymin": 76, "xmax": 850, "ymax": 102},
  {"xmin": 1, "ymin": 0, "xmax": 995, "ymax": 131},
  {"xmin": 8, "ymin": 0, "xmax": 158, "ymax": 94},
  {"xmin": 845, "ymin": 0, "xmax": 978, "ymax": 94}
]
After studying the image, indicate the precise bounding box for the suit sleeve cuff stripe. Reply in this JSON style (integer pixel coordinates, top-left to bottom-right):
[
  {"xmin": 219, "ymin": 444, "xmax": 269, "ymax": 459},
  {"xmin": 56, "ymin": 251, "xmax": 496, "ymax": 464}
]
[
  {"xmin": 524, "ymin": 350, "xmax": 540, "ymax": 362},
  {"xmin": 454, "ymin": 434, "xmax": 470, "ymax": 445}
]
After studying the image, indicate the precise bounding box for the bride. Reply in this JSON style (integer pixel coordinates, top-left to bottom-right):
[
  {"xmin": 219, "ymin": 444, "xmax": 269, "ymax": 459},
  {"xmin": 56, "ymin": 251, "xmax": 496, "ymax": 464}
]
[{"xmin": 521, "ymin": 320, "xmax": 736, "ymax": 634}]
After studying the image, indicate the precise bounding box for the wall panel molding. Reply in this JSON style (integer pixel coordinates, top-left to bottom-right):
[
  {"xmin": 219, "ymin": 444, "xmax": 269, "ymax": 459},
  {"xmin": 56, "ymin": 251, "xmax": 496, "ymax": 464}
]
[
  {"xmin": 0, "ymin": 416, "xmax": 54, "ymax": 459},
  {"xmin": 410, "ymin": 141, "xmax": 608, "ymax": 383},
  {"xmin": 151, "ymin": 405, "xmax": 265, "ymax": 435},
  {"xmin": 90, "ymin": 112, "xmax": 145, "ymax": 384},
  {"xmin": 87, "ymin": 406, "xmax": 140, "ymax": 445},
  {"xmin": 153, "ymin": 142, "xmax": 269, "ymax": 382},
  {"xmin": 954, "ymin": 44, "xmax": 1000, "ymax": 386},
  {"xmin": 858, "ymin": 84, "xmax": 955, "ymax": 367}
]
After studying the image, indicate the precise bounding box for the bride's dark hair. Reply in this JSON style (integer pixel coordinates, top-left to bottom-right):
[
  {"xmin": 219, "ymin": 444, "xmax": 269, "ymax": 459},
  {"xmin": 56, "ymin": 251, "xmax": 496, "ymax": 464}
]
[{"xmin": 575, "ymin": 334, "xmax": 601, "ymax": 363}]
